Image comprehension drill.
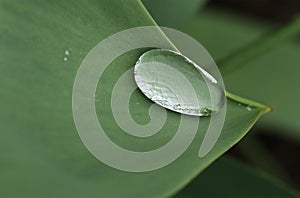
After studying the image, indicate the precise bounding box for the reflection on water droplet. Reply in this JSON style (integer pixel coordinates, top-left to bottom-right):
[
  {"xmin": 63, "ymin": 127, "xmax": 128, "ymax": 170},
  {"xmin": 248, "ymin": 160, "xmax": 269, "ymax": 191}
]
[
  {"xmin": 200, "ymin": 107, "xmax": 212, "ymax": 116},
  {"xmin": 134, "ymin": 49, "xmax": 225, "ymax": 116},
  {"xmin": 247, "ymin": 106, "xmax": 252, "ymax": 111},
  {"xmin": 64, "ymin": 57, "xmax": 68, "ymax": 61},
  {"xmin": 173, "ymin": 104, "xmax": 181, "ymax": 110}
]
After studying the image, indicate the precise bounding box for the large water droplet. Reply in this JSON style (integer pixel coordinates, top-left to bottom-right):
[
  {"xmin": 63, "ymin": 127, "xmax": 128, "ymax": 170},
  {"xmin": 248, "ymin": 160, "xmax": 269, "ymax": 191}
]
[{"xmin": 134, "ymin": 49, "xmax": 225, "ymax": 116}]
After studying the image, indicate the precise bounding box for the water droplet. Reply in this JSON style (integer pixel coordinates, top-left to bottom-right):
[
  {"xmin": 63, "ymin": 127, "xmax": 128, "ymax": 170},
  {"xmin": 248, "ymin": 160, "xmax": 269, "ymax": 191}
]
[
  {"xmin": 65, "ymin": 48, "xmax": 72, "ymax": 56},
  {"xmin": 247, "ymin": 106, "xmax": 252, "ymax": 111},
  {"xmin": 63, "ymin": 48, "xmax": 72, "ymax": 62},
  {"xmin": 134, "ymin": 49, "xmax": 225, "ymax": 116}
]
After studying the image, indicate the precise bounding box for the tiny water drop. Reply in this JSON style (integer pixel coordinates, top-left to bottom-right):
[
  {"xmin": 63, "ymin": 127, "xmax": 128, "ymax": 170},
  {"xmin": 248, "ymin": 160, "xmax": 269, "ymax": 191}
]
[
  {"xmin": 65, "ymin": 48, "xmax": 72, "ymax": 56},
  {"xmin": 63, "ymin": 48, "xmax": 72, "ymax": 62},
  {"xmin": 134, "ymin": 49, "xmax": 225, "ymax": 116},
  {"xmin": 247, "ymin": 106, "xmax": 252, "ymax": 111}
]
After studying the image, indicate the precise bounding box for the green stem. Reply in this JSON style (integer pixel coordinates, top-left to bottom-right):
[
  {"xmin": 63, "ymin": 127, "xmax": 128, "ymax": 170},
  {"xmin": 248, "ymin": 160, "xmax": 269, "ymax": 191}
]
[{"xmin": 218, "ymin": 16, "xmax": 300, "ymax": 75}]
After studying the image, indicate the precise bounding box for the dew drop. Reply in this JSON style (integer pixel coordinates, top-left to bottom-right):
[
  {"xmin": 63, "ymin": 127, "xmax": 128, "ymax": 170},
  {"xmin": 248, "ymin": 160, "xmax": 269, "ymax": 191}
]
[
  {"xmin": 63, "ymin": 48, "xmax": 72, "ymax": 62},
  {"xmin": 247, "ymin": 106, "xmax": 252, "ymax": 111},
  {"xmin": 65, "ymin": 48, "xmax": 71, "ymax": 56},
  {"xmin": 134, "ymin": 49, "xmax": 225, "ymax": 116}
]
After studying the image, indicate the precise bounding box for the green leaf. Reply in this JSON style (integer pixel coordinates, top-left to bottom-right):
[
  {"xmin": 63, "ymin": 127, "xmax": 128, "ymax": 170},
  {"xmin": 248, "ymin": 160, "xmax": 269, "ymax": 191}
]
[
  {"xmin": 0, "ymin": 1, "xmax": 270, "ymax": 197},
  {"xmin": 142, "ymin": 0, "xmax": 208, "ymax": 27},
  {"xmin": 175, "ymin": 157, "xmax": 299, "ymax": 198}
]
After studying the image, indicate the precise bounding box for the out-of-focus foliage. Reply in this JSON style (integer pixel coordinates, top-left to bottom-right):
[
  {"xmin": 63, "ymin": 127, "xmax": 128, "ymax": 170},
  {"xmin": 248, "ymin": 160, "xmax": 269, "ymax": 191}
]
[
  {"xmin": 175, "ymin": 157, "xmax": 298, "ymax": 198},
  {"xmin": 142, "ymin": 0, "xmax": 207, "ymax": 27}
]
